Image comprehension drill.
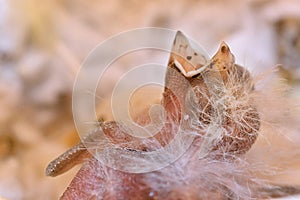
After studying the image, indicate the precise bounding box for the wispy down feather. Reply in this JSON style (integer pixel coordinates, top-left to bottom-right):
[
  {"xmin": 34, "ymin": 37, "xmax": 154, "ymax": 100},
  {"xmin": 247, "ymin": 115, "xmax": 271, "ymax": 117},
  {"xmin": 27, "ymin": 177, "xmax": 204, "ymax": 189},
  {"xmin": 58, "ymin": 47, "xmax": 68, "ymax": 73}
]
[{"xmin": 47, "ymin": 31, "xmax": 300, "ymax": 200}]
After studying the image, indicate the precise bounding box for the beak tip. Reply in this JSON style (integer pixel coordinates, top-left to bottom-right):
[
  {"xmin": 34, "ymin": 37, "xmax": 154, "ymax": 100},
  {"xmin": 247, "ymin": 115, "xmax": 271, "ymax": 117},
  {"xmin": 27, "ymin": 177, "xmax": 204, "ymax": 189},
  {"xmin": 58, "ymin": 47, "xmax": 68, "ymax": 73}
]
[
  {"xmin": 220, "ymin": 41, "xmax": 230, "ymax": 53},
  {"xmin": 175, "ymin": 30, "xmax": 184, "ymax": 38}
]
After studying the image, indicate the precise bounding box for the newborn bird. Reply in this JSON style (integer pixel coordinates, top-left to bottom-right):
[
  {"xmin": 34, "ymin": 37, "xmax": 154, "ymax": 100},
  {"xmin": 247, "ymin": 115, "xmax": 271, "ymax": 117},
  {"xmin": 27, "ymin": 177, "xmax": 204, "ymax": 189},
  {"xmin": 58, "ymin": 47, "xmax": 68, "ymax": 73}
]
[{"xmin": 46, "ymin": 31, "xmax": 300, "ymax": 200}]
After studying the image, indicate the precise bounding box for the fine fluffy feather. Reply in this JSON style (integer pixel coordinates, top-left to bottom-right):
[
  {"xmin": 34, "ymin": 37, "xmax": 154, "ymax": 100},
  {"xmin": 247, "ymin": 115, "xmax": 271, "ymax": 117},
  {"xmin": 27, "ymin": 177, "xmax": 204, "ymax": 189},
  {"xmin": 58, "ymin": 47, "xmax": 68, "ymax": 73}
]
[{"xmin": 47, "ymin": 31, "xmax": 300, "ymax": 200}]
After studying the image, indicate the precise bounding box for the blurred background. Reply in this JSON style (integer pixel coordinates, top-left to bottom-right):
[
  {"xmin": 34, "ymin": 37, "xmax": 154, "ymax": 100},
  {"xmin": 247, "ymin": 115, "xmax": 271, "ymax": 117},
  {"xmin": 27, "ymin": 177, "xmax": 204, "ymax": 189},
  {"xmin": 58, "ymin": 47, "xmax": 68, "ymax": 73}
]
[{"xmin": 0, "ymin": 0, "xmax": 300, "ymax": 199}]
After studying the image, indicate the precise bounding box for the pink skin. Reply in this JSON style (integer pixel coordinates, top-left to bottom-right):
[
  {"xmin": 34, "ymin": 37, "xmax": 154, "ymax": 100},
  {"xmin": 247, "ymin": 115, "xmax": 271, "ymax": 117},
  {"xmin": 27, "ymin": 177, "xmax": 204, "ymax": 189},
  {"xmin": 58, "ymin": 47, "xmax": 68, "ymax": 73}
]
[{"xmin": 47, "ymin": 32, "xmax": 300, "ymax": 199}]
